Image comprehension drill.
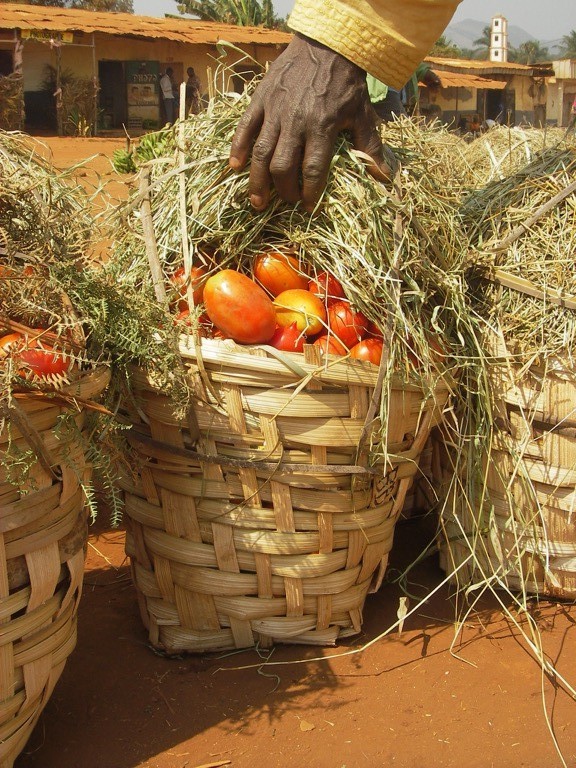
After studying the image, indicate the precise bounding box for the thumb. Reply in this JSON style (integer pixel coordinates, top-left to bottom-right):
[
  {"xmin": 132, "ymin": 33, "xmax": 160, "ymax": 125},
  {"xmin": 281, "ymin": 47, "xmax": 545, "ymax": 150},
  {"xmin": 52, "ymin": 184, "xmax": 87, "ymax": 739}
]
[{"xmin": 351, "ymin": 108, "xmax": 396, "ymax": 183}]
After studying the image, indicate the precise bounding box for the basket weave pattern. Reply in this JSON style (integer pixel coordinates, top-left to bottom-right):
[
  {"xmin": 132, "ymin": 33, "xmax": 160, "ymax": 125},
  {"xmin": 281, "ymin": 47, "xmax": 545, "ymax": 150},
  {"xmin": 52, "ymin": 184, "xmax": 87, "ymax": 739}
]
[
  {"xmin": 440, "ymin": 351, "xmax": 576, "ymax": 599},
  {"xmin": 123, "ymin": 338, "xmax": 450, "ymax": 653},
  {"xmin": 0, "ymin": 367, "xmax": 109, "ymax": 768}
]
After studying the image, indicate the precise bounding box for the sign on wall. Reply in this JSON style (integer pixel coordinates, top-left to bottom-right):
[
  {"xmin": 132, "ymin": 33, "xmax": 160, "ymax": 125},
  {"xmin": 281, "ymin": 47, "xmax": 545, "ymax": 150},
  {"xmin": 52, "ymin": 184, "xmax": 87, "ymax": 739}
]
[
  {"xmin": 21, "ymin": 29, "xmax": 74, "ymax": 43},
  {"xmin": 125, "ymin": 60, "xmax": 160, "ymax": 129}
]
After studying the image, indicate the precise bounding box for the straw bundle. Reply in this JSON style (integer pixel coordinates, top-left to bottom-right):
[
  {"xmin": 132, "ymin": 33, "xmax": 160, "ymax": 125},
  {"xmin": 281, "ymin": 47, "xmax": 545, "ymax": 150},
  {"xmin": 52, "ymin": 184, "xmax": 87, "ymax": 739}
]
[
  {"xmin": 106, "ymin": 76, "xmax": 482, "ymax": 651},
  {"xmin": 439, "ymin": 144, "xmax": 576, "ymax": 599},
  {"xmin": 458, "ymin": 124, "xmax": 574, "ymax": 188},
  {"xmin": 0, "ymin": 75, "xmax": 24, "ymax": 132}
]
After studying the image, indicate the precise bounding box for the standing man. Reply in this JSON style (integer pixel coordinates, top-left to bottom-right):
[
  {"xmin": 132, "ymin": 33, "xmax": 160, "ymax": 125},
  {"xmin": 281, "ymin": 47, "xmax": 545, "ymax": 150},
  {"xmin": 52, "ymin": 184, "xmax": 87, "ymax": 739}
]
[
  {"xmin": 185, "ymin": 67, "xmax": 202, "ymax": 115},
  {"xmin": 160, "ymin": 67, "xmax": 175, "ymax": 125}
]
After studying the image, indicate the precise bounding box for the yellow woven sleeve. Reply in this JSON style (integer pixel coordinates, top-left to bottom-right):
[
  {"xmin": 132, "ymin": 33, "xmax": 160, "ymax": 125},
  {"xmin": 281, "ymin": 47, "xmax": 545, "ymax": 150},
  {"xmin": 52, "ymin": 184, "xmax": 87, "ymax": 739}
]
[{"xmin": 288, "ymin": 0, "xmax": 461, "ymax": 89}]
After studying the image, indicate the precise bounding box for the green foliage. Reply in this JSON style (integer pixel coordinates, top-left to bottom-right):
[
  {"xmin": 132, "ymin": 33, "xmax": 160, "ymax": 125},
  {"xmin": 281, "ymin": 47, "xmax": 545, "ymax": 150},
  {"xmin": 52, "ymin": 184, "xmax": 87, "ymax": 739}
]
[
  {"xmin": 112, "ymin": 127, "xmax": 173, "ymax": 174},
  {"xmin": 510, "ymin": 40, "xmax": 550, "ymax": 64},
  {"xmin": 4, "ymin": 0, "xmax": 133, "ymax": 8},
  {"xmin": 429, "ymin": 35, "xmax": 463, "ymax": 58},
  {"xmin": 558, "ymin": 30, "xmax": 576, "ymax": 59},
  {"xmin": 176, "ymin": 0, "xmax": 281, "ymax": 28}
]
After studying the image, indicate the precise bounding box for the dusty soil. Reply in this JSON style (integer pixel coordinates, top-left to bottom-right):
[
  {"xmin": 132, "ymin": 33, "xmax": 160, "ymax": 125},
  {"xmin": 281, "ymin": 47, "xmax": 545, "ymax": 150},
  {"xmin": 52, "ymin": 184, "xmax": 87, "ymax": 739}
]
[{"xmin": 12, "ymin": 136, "xmax": 576, "ymax": 768}]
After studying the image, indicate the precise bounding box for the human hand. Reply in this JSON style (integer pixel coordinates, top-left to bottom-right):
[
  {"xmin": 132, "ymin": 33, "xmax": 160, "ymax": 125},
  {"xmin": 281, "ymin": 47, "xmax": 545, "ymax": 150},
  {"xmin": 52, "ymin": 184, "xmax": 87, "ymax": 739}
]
[{"xmin": 229, "ymin": 33, "xmax": 393, "ymax": 212}]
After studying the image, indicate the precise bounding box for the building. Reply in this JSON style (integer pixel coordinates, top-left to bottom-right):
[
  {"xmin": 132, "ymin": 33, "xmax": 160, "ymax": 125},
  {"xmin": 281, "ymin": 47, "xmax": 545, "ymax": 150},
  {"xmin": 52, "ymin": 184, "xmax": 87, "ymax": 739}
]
[
  {"xmin": 490, "ymin": 15, "xmax": 509, "ymax": 64},
  {"xmin": 422, "ymin": 56, "xmax": 554, "ymax": 128},
  {"xmin": 0, "ymin": 3, "xmax": 291, "ymax": 134},
  {"xmin": 545, "ymin": 59, "xmax": 576, "ymax": 127}
]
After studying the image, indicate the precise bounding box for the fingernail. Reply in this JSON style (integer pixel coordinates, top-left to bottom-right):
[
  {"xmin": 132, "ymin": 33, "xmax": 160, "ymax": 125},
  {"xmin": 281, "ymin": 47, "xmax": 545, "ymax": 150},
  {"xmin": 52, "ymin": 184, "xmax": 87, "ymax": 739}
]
[
  {"xmin": 229, "ymin": 156, "xmax": 241, "ymax": 170},
  {"xmin": 250, "ymin": 194, "xmax": 265, "ymax": 210}
]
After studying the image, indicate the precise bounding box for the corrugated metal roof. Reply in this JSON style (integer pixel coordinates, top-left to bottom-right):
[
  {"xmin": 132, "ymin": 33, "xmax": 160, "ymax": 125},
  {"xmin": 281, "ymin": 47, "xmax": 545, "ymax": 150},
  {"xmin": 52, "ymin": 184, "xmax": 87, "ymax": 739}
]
[
  {"xmin": 432, "ymin": 70, "xmax": 506, "ymax": 90},
  {"xmin": 425, "ymin": 55, "xmax": 552, "ymax": 78},
  {"xmin": 0, "ymin": 3, "xmax": 292, "ymax": 46}
]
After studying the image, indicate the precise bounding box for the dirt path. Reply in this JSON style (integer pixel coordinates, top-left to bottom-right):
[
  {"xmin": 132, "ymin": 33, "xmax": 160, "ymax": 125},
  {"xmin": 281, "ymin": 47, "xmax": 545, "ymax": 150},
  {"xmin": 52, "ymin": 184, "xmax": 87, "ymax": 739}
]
[{"xmin": 12, "ymin": 135, "xmax": 576, "ymax": 768}]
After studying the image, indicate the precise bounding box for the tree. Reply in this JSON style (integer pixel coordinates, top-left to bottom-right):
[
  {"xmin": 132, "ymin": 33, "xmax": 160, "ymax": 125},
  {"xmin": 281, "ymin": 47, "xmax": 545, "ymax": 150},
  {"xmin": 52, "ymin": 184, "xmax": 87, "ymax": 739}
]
[
  {"xmin": 472, "ymin": 25, "xmax": 491, "ymax": 59},
  {"xmin": 429, "ymin": 35, "xmax": 462, "ymax": 58},
  {"xmin": 558, "ymin": 30, "xmax": 576, "ymax": 58},
  {"xmin": 4, "ymin": 0, "xmax": 133, "ymax": 8},
  {"xmin": 512, "ymin": 40, "xmax": 550, "ymax": 65},
  {"xmin": 177, "ymin": 0, "xmax": 281, "ymax": 28}
]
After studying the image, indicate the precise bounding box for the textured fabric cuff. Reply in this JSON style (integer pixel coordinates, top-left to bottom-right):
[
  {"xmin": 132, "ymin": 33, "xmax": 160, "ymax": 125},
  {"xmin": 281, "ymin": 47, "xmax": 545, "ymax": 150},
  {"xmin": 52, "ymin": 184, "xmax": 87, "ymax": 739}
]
[{"xmin": 289, "ymin": 0, "xmax": 459, "ymax": 89}]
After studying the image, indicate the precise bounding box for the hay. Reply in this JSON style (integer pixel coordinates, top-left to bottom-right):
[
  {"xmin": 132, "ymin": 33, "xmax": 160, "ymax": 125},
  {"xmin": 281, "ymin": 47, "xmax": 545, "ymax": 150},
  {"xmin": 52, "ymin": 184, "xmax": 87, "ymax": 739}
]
[{"xmin": 459, "ymin": 124, "xmax": 575, "ymax": 188}]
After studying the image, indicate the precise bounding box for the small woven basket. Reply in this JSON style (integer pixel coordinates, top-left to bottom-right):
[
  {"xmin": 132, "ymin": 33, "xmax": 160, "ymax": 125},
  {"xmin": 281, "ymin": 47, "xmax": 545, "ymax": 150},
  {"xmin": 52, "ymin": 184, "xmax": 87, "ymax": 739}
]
[
  {"xmin": 0, "ymin": 366, "xmax": 110, "ymax": 768},
  {"xmin": 439, "ymin": 340, "xmax": 576, "ymax": 599},
  {"xmin": 122, "ymin": 336, "xmax": 452, "ymax": 653}
]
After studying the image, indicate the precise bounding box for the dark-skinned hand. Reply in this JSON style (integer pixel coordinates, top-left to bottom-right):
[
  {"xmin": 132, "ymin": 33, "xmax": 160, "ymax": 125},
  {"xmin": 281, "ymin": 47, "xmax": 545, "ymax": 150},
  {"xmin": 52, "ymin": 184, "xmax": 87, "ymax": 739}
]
[{"xmin": 229, "ymin": 32, "xmax": 394, "ymax": 212}]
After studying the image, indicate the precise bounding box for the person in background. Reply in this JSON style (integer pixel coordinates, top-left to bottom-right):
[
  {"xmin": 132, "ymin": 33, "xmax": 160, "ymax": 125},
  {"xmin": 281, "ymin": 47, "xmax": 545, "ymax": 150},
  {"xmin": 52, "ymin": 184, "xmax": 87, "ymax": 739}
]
[
  {"xmin": 569, "ymin": 95, "xmax": 576, "ymax": 133},
  {"xmin": 159, "ymin": 67, "xmax": 175, "ymax": 125},
  {"xmin": 367, "ymin": 63, "xmax": 442, "ymax": 122},
  {"xmin": 185, "ymin": 67, "xmax": 202, "ymax": 116},
  {"xmin": 229, "ymin": 0, "xmax": 461, "ymax": 212}
]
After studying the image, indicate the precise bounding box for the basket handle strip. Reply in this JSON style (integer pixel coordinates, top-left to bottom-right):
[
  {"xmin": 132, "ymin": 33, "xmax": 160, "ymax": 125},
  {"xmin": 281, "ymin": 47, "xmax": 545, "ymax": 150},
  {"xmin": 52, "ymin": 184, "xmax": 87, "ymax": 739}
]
[
  {"xmin": 489, "ymin": 177, "xmax": 576, "ymax": 253},
  {"xmin": 488, "ymin": 268, "xmax": 576, "ymax": 312}
]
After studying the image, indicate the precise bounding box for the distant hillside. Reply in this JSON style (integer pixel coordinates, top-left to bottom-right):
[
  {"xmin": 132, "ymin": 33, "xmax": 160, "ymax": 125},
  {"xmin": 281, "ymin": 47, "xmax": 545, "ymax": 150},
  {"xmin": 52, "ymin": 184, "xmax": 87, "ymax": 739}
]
[{"xmin": 443, "ymin": 18, "xmax": 562, "ymax": 58}]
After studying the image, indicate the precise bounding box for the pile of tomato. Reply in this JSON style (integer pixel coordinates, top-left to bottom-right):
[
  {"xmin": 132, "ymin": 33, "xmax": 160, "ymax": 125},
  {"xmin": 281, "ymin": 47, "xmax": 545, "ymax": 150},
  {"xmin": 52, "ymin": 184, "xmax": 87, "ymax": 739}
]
[
  {"xmin": 0, "ymin": 328, "xmax": 73, "ymax": 382},
  {"xmin": 0, "ymin": 267, "xmax": 74, "ymax": 383},
  {"xmin": 169, "ymin": 250, "xmax": 385, "ymax": 367}
]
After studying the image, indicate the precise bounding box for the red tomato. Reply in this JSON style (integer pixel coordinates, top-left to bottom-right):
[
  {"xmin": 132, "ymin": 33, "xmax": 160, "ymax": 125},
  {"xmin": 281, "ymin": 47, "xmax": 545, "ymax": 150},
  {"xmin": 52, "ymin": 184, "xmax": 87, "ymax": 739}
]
[
  {"xmin": 169, "ymin": 265, "xmax": 207, "ymax": 311},
  {"xmin": 313, "ymin": 334, "xmax": 347, "ymax": 357},
  {"xmin": 327, "ymin": 301, "xmax": 369, "ymax": 348},
  {"xmin": 174, "ymin": 309, "xmax": 213, "ymax": 336},
  {"xmin": 349, "ymin": 338, "xmax": 384, "ymax": 366},
  {"xmin": 366, "ymin": 320, "xmax": 384, "ymax": 340},
  {"xmin": 253, "ymin": 251, "xmax": 308, "ymax": 297},
  {"xmin": 268, "ymin": 322, "xmax": 305, "ymax": 352},
  {"xmin": 308, "ymin": 271, "xmax": 346, "ymax": 306},
  {"xmin": 0, "ymin": 330, "xmax": 71, "ymax": 378},
  {"xmin": 274, "ymin": 289, "xmax": 327, "ymax": 336},
  {"xmin": 203, "ymin": 270, "xmax": 276, "ymax": 344}
]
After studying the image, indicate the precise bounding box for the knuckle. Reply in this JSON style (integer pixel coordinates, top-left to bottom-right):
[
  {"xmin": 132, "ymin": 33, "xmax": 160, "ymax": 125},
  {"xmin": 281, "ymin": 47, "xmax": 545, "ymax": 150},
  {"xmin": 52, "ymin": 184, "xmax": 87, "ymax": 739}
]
[
  {"xmin": 301, "ymin": 159, "xmax": 325, "ymax": 185},
  {"xmin": 252, "ymin": 139, "xmax": 274, "ymax": 163}
]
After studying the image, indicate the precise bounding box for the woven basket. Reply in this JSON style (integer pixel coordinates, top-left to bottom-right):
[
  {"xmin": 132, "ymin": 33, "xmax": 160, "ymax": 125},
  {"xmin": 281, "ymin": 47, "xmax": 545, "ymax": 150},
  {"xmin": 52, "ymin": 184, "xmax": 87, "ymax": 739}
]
[
  {"xmin": 122, "ymin": 336, "xmax": 452, "ymax": 653},
  {"xmin": 0, "ymin": 366, "xmax": 110, "ymax": 768},
  {"xmin": 439, "ymin": 343, "xmax": 576, "ymax": 599}
]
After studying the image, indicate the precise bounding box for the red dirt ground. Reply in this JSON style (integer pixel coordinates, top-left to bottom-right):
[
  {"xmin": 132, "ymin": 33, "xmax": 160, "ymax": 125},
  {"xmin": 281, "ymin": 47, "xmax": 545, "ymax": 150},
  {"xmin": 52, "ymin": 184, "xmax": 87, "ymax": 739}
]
[{"xmin": 13, "ymin": 136, "xmax": 576, "ymax": 768}]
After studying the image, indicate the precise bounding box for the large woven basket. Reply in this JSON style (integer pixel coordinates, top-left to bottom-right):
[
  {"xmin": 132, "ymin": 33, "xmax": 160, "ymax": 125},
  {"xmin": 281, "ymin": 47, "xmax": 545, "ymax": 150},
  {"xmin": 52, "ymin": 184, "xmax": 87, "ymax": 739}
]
[
  {"xmin": 0, "ymin": 366, "xmax": 110, "ymax": 768},
  {"xmin": 439, "ymin": 344, "xmax": 576, "ymax": 599},
  {"xmin": 122, "ymin": 336, "xmax": 452, "ymax": 653}
]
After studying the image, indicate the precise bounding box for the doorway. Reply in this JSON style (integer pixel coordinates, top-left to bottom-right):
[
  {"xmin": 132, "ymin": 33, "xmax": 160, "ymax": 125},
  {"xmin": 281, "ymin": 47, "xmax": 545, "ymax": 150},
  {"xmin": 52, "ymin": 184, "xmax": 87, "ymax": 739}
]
[{"xmin": 98, "ymin": 60, "xmax": 126, "ymax": 130}]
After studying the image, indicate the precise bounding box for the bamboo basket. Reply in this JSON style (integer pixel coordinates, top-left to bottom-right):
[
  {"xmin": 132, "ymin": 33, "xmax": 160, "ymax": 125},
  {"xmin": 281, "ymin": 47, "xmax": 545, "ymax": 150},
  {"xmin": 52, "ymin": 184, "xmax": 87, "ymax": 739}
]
[
  {"xmin": 122, "ymin": 335, "xmax": 452, "ymax": 654},
  {"xmin": 0, "ymin": 366, "xmax": 110, "ymax": 768},
  {"xmin": 439, "ymin": 339, "xmax": 576, "ymax": 599}
]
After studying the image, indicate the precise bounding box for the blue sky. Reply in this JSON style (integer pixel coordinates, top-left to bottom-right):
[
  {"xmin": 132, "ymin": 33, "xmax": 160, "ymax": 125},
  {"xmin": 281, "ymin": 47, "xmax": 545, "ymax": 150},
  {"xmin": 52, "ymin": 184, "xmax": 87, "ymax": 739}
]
[{"xmin": 132, "ymin": 0, "xmax": 574, "ymax": 42}]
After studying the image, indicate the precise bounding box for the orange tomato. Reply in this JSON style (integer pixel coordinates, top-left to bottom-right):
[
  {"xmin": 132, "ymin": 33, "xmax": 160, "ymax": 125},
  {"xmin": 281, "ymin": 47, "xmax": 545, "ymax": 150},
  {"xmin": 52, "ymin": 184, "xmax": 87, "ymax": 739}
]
[
  {"xmin": 253, "ymin": 250, "xmax": 308, "ymax": 297},
  {"xmin": 308, "ymin": 271, "xmax": 346, "ymax": 306},
  {"xmin": 203, "ymin": 270, "xmax": 276, "ymax": 344},
  {"xmin": 0, "ymin": 330, "xmax": 71, "ymax": 378},
  {"xmin": 274, "ymin": 289, "xmax": 326, "ymax": 336},
  {"xmin": 349, "ymin": 338, "xmax": 384, "ymax": 366},
  {"xmin": 327, "ymin": 301, "xmax": 369, "ymax": 348},
  {"xmin": 313, "ymin": 334, "xmax": 347, "ymax": 357}
]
